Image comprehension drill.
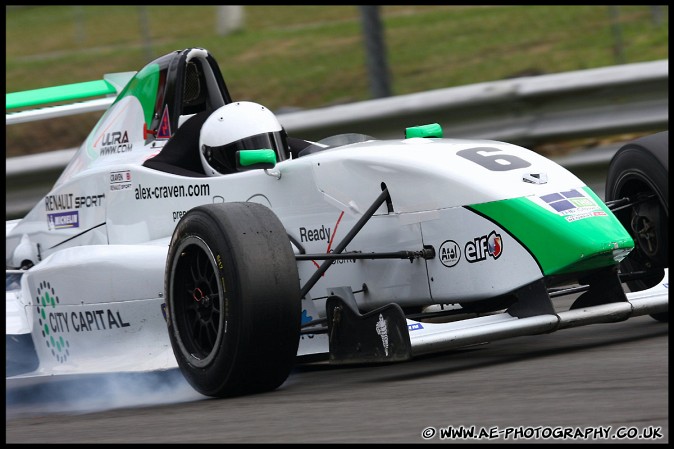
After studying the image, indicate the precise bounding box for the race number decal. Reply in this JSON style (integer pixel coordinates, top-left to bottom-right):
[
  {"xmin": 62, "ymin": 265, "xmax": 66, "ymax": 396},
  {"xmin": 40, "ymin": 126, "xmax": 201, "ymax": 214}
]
[{"xmin": 457, "ymin": 147, "xmax": 531, "ymax": 171}]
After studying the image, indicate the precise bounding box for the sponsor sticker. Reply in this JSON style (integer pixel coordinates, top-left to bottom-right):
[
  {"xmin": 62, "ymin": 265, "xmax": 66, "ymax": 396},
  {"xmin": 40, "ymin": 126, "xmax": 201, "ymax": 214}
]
[
  {"xmin": 110, "ymin": 170, "xmax": 132, "ymax": 191},
  {"xmin": 538, "ymin": 189, "xmax": 606, "ymax": 222},
  {"xmin": 375, "ymin": 314, "xmax": 389, "ymax": 356},
  {"xmin": 439, "ymin": 240, "xmax": 461, "ymax": 267},
  {"xmin": 465, "ymin": 231, "xmax": 502, "ymax": 263},
  {"xmin": 48, "ymin": 211, "xmax": 79, "ymax": 229},
  {"xmin": 35, "ymin": 280, "xmax": 131, "ymax": 364}
]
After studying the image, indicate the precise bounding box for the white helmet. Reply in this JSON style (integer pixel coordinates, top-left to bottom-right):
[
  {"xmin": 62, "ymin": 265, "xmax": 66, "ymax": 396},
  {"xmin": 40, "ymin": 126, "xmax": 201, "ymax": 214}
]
[{"xmin": 199, "ymin": 101, "xmax": 289, "ymax": 176}]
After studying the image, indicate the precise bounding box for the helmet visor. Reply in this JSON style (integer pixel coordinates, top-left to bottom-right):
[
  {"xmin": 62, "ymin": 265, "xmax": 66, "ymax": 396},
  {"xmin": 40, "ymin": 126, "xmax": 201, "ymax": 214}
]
[{"xmin": 204, "ymin": 130, "xmax": 289, "ymax": 174}]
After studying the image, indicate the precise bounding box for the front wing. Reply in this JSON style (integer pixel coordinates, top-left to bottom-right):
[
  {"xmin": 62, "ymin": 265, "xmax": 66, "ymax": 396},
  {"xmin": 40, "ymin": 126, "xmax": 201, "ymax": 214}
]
[{"xmin": 316, "ymin": 269, "xmax": 668, "ymax": 363}]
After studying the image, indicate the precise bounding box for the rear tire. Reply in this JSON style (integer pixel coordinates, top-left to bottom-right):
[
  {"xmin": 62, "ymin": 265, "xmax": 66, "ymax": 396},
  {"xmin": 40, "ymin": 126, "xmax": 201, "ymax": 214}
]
[
  {"xmin": 165, "ymin": 202, "xmax": 301, "ymax": 397},
  {"xmin": 605, "ymin": 132, "xmax": 668, "ymax": 322}
]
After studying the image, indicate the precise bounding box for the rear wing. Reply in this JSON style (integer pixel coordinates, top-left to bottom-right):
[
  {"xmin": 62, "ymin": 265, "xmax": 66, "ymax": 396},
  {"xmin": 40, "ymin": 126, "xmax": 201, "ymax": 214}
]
[{"xmin": 6, "ymin": 71, "xmax": 136, "ymax": 125}]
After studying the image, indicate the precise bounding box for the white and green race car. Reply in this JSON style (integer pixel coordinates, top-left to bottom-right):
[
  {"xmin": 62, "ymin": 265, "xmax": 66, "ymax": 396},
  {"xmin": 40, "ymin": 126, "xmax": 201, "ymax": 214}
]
[{"xmin": 6, "ymin": 48, "xmax": 668, "ymax": 398}]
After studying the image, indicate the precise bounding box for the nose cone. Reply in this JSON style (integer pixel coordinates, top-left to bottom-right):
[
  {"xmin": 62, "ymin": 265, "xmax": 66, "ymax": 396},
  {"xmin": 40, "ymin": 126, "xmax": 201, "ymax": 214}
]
[{"xmin": 469, "ymin": 187, "xmax": 634, "ymax": 276}]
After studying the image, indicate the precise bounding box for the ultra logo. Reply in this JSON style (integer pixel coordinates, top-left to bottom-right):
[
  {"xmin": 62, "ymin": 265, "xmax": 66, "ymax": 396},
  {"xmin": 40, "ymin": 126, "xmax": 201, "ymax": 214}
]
[{"xmin": 99, "ymin": 130, "xmax": 134, "ymax": 156}]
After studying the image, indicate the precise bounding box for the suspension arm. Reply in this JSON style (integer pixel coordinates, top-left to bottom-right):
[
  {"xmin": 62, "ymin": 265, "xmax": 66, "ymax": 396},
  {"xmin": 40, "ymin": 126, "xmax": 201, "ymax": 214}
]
[
  {"xmin": 296, "ymin": 248, "xmax": 435, "ymax": 262},
  {"xmin": 299, "ymin": 188, "xmax": 391, "ymax": 298}
]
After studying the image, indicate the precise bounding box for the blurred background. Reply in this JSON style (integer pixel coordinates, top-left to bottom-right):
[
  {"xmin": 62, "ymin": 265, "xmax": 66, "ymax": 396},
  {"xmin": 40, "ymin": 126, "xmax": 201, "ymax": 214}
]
[{"xmin": 5, "ymin": 5, "xmax": 669, "ymax": 157}]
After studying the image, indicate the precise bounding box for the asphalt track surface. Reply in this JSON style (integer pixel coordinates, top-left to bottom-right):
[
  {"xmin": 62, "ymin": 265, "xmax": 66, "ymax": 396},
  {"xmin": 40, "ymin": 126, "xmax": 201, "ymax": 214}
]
[{"xmin": 6, "ymin": 294, "xmax": 668, "ymax": 444}]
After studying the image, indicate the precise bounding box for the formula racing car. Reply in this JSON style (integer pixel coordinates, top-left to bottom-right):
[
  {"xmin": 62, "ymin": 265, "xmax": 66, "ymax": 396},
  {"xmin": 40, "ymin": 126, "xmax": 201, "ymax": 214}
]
[{"xmin": 6, "ymin": 48, "xmax": 669, "ymax": 398}]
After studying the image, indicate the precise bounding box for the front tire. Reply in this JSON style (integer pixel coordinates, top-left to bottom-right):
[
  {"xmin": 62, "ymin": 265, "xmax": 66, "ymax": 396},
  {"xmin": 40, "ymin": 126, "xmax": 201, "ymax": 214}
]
[
  {"xmin": 605, "ymin": 131, "xmax": 668, "ymax": 322},
  {"xmin": 165, "ymin": 202, "xmax": 301, "ymax": 397}
]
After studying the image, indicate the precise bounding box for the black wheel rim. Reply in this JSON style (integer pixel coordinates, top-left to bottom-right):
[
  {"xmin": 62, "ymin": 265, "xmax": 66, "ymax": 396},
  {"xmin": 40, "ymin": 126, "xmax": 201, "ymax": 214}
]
[
  {"xmin": 612, "ymin": 173, "xmax": 667, "ymax": 290},
  {"xmin": 170, "ymin": 236, "xmax": 226, "ymax": 367}
]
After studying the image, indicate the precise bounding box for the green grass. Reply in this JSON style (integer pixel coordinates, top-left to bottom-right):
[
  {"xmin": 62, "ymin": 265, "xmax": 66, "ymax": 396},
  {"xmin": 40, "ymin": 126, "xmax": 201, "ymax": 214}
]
[{"xmin": 5, "ymin": 5, "xmax": 668, "ymax": 156}]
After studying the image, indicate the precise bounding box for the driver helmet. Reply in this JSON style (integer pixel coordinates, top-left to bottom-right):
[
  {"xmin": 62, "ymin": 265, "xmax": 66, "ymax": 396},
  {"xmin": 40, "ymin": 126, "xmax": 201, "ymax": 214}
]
[{"xmin": 199, "ymin": 101, "xmax": 289, "ymax": 176}]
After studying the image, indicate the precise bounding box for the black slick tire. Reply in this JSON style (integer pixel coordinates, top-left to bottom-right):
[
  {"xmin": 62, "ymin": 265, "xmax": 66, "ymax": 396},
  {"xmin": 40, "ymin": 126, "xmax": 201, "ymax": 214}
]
[
  {"xmin": 605, "ymin": 132, "xmax": 668, "ymax": 322},
  {"xmin": 165, "ymin": 202, "xmax": 301, "ymax": 397}
]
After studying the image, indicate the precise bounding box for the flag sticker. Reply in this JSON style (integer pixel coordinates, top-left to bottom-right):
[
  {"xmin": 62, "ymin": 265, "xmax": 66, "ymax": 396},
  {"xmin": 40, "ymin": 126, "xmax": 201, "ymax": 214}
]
[
  {"xmin": 157, "ymin": 105, "xmax": 172, "ymax": 139},
  {"xmin": 537, "ymin": 189, "xmax": 606, "ymax": 222}
]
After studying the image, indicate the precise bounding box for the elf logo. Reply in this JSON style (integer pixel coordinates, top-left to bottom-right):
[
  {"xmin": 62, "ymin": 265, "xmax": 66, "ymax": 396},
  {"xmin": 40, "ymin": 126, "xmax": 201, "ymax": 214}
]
[{"xmin": 465, "ymin": 231, "xmax": 503, "ymax": 263}]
